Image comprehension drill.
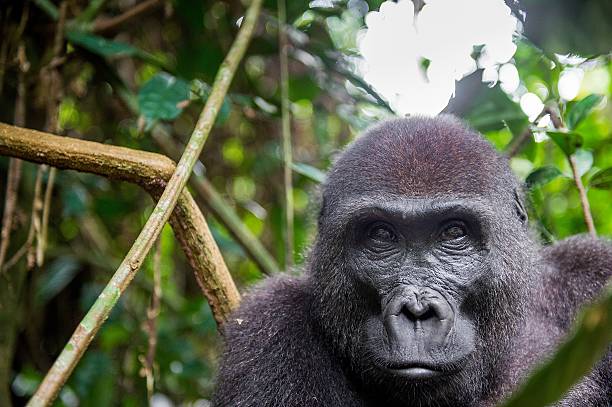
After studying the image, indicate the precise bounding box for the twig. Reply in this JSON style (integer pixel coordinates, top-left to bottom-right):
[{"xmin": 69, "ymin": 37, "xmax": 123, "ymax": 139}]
[
  {"xmin": 38, "ymin": 168, "xmax": 56, "ymax": 266},
  {"xmin": 152, "ymin": 127, "xmax": 279, "ymax": 275},
  {"xmin": 568, "ymin": 155, "xmax": 596, "ymax": 237},
  {"xmin": 139, "ymin": 238, "xmax": 161, "ymax": 401},
  {"xmin": 26, "ymin": 0, "xmax": 261, "ymax": 403},
  {"xmin": 93, "ymin": 0, "xmax": 163, "ymax": 33},
  {"xmin": 505, "ymin": 127, "xmax": 532, "ymax": 158},
  {"xmin": 26, "ymin": 167, "xmax": 44, "ymax": 270},
  {"xmin": 5, "ymin": 167, "xmax": 43, "ymax": 272},
  {"xmin": 505, "ymin": 108, "xmax": 548, "ymax": 158},
  {"xmin": 546, "ymin": 107, "xmax": 596, "ymax": 237},
  {"xmin": 0, "ymin": 43, "xmax": 28, "ymax": 271},
  {"xmin": 277, "ymin": 0, "xmax": 293, "ymax": 269},
  {"xmin": 35, "ymin": 2, "xmax": 67, "ymax": 268}
]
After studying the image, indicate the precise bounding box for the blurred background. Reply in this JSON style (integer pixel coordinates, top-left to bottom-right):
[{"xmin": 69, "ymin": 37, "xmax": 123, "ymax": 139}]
[{"xmin": 0, "ymin": 0, "xmax": 611, "ymax": 405}]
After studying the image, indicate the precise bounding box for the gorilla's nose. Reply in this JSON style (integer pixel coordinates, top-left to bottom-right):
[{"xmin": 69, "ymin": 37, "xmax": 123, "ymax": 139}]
[
  {"xmin": 402, "ymin": 298, "xmax": 437, "ymax": 322},
  {"xmin": 383, "ymin": 286, "xmax": 454, "ymax": 352}
]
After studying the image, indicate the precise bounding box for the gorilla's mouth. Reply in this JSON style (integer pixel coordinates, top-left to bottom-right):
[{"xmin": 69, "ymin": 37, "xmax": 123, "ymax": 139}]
[{"xmin": 384, "ymin": 362, "xmax": 459, "ymax": 380}]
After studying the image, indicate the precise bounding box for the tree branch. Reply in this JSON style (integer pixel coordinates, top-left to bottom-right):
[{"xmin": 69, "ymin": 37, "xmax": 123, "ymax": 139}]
[
  {"xmin": 23, "ymin": 0, "xmax": 261, "ymax": 402},
  {"xmin": 151, "ymin": 127, "xmax": 279, "ymax": 275},
  {"xmin": 546, "ymin": 107, "xmax": 596, "ymax": 237},
  {"xmin": 92, "ymin": 0, "xmax": 164, "ymax": 34},
  {"xmin": 0, "ymin": 122, "xmax": 239, "ymax": 319}
]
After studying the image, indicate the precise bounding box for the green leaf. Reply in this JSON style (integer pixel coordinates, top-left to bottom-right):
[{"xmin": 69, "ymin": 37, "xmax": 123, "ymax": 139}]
[
  {"xmin": 589, "ymin": 167, "xmax": 612, "ymax": 190},
  {"xmin": 526, "ymin": 166, "xmax": 563, "ymax": 189},
  {"xmin": 546, "ymin": 131, "xmax": 583, "ymax": 156},
  {"xmin": 501, "ymin": 285, "xmax": 612, "ymax": 407},
  {"xmin": 565, "ymin": 94, "xmax": 603, "ymax": 130},
  {"xmin": 138, "ymin": 72, "xmax": 190, "ymax": 123},
  {"xmin": 66, "ymin": 30, "xmax": 168, "ymax": 69},
  {"xmin": 292, "ymin": 162, "xmax": 326, "ymax": 183},
  {"xmin": 66, "ymin": 30, "xmax": 140, "ymax": 57}
]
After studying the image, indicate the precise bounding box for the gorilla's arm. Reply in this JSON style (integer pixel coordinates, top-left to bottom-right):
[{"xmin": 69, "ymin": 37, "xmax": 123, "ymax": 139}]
[
  {"xmin": 212, "ymin": 276, "xmax": 362, "ymax": 407},
  {"xmin": 542, "ymin": 235, "xmax": 612, "ymax": 329},
  {"xmin": 540, "ymin": 235, "xmax": 612, "ymax": 406}
]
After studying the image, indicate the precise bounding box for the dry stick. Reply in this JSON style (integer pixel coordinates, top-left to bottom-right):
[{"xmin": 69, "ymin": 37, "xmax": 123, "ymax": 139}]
[
  {"xmin": 140, "ymin": 238, "xmax": 161, "ymax": 401},
  {"xmin": 0, "ymin": 43, "xmax": 28, "ymax": 271},
  {"xmin": 36, "ymin": 2, "xmax": 67, "ymax": 268},
  {"xmin": 93, "ymin": 0, "xmax": 163, "ymax": 33},
  {"xmin": 546, "ymin": 107, "xmax": 596, "ymax": 237},
  {"xmin": 152, "ymin": 128, "xmax": 279, "ymax": 275},
  {"xmin": 25, "ymin": 0, "xmax": 261, "ymax": 403},
  {"xmin": 277, "ymin": 0, "xmax": 293, "ymax": 269},
  {"xmin": 4, "ymin": 167, "xmax": 43, "ymax": 272}
]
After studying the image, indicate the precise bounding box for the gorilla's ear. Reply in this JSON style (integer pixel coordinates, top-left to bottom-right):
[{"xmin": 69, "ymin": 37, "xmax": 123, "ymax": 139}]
[
  {"xmin": 318, "ymin": 195, "xmax": 327, "ymax": 226},
  {"xmin": 513, "ymin": 189, "xmax": 528, "ymax": 224}
]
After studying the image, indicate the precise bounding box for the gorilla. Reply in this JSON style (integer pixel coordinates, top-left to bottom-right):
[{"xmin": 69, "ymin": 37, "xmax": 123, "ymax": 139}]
[{"xmin": 213, "ymin": 116, "xmax": 611, "ymax": 406}]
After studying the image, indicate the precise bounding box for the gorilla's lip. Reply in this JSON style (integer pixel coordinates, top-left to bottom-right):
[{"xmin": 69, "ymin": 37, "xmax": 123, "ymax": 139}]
[{"xmin": 384, "ymin": 363, "xmax": 459, "ymax": 380}]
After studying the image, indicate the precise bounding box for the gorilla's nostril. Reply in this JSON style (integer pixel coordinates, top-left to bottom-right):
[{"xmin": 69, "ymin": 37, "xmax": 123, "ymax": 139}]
[{"xmin": 402, "ymin": 303, "xmax": 437, "ymax": 322}]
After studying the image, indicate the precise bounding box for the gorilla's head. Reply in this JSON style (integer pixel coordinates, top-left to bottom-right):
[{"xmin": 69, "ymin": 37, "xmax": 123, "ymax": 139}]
[{"xmin": 309, "ymin": 116, "xmax": 536, "ymax": 405}]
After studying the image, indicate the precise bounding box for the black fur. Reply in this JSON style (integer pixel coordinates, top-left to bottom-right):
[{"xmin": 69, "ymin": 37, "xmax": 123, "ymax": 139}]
[{"xmin": 213, "ymin": 116, "xmax": 612, "ymax": 407}]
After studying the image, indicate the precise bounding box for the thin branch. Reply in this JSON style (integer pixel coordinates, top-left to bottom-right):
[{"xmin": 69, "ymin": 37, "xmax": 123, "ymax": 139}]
[
  {"xmin": 38, "ymin": 167, "xmax": 56, "ymax": 266},
  {"xmin": 504, "ymin": 108, "xmax": 548, "ymax": 158},
  {"xmin": 152, "ymin": 127, "xmax": 279, "ymax": 275},
  {"xmin": 26, "ymin": 167, "xmax": 44, "ymax": 270},
  {"xmin": 93, "ymin": 0, "xmax": 163, "ymax": 33},
  {"xmin": 0, "ymin": 43, "xmax": 28, "ymax": 271},
  {"xmin": 568, "ymin": 155, "xmax": 596, "ymax": 237},
  {"xmin": 25, "ymin": 0, "xmax": 261, "ymax": 403},
  {"xmin": 139, "ymin": 238, "xmax": 161, "ymax": 401},
  {"xmin": 505, "ymin": 127, "xmax": 532, "ymax": 158},
  {"xmin": 5, "ymin": 166, "xmax": 43, "ymax": 272},
  {"xmin": 277, "ymin": 0, "xmax": 293, "ymax": 269},
  {"xmin": 35, "ymin": 2, "xmax": 67, "ymax": 268},
  {"xmin": 546, "ymin": 107, "xmax": 596, "ymax": 237}
]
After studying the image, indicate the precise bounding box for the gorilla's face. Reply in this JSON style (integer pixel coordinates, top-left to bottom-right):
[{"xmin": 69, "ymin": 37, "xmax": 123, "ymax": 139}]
[
  {"xmin": 348, "ymin": 198, "xmax": 486, "ymax": 381},
  {"xmin": 310, "ymin": 117, "xmax": 533, "ymax": 404}
]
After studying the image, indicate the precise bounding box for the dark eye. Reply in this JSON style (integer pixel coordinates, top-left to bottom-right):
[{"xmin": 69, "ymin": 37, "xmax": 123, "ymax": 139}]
[
  {"xmin": 440, "ymin": 223, "xmax": 467, "ymax": 241},
  {"xmin": 368, "ymin": 222, "xmax": 397, "ymax": 242}
]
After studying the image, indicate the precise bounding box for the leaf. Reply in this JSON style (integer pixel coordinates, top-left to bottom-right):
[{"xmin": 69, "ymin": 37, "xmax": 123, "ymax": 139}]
[
  {"xmin": 546, "ymin": 131, "xmax": 583, "ymax": 156},
  {"xmin": 292, "ymin": 162, "xmax": 326, "ymax": 183},
  {"xmin": 589, "ymin": 167, "xmax": 612, "ymax": 190},
  {"xmin": 572, "ymin": 149, "xmax": 593, "ymax": 177},
  {"xmin": 66, "ymin": 30, "xmax": 168, "ymax": 69},
  {"xmin": 501, "ymin": 286, "xmax": 612, "ymax": 407},
  {"xmin": 138, "ymin": 72, "xmax": 190, "ymax": 123},
  {"xmin": 526, "ymin": 166, "xmax": 562, "ymax": 189},
  {"xmin": 565, "ymin": 94, "xmax": 603, "ymax": 130},
  {"xmin": 66, "ymin": 30, "xmax": 140, "ymax": 57}
]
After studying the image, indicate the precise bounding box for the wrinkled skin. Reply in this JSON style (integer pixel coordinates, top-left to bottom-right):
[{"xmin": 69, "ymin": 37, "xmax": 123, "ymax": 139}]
[{"xmin": 213, "ymin": 116, "xmax": 612, "ymax": 407}]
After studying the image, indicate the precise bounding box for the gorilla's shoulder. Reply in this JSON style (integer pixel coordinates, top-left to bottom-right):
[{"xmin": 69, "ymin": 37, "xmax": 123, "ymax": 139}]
[
  {"xmin": 540, "ymin": 235, "xmax": 612, "ymax": 327},
  {"xmin": 542, "ymin": 235, "xmax": 612, "ymax": 283},
  {"xmin": 221, "ymin": 274, "xmax": 312, "ymax": 338},
  {"xmin": 214, "ymin": 275, "xmax": 356, "ymax": 405}
]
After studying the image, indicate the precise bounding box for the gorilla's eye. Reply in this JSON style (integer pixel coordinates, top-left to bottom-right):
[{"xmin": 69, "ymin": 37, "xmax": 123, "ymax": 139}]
[
  {"xmin": 367, "ymin": 222, "xmax": 397, "ymax": 242},
  {"xmin": 440, "ymin": 223, "xmax": 467, "ymax": 241}
]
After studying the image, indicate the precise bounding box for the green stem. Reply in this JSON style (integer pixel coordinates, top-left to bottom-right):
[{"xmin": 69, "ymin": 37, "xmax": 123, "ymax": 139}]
[
  {"xmin": 278, "ymin": 0, "xmax": 294, "ymax": 269},
  {"xmin": 25, "ymin": 0, "xmax": 262, "ymax": 404},
  {"xmin": 33, "ymin": 0, "xmax": 59, "ymax": 20}
]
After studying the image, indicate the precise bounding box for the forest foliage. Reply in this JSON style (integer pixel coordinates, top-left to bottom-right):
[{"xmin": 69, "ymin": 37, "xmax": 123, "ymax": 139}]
[{"xmin": 0, "ymin": 0, "xmax": 610, "ymax": 405}]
